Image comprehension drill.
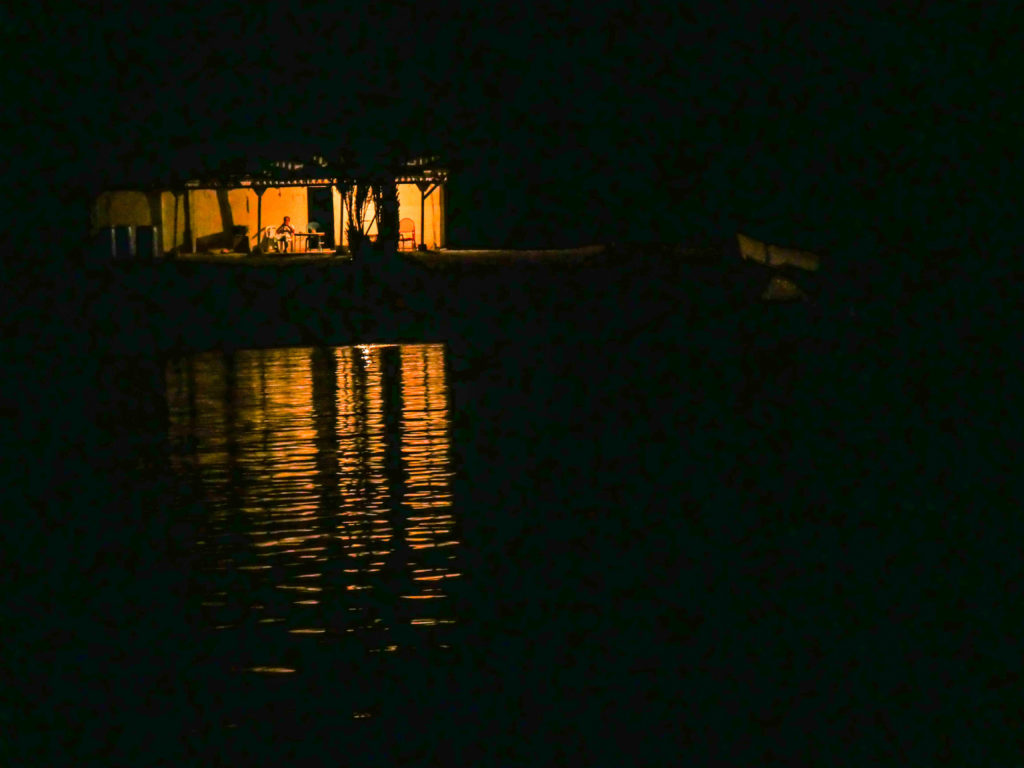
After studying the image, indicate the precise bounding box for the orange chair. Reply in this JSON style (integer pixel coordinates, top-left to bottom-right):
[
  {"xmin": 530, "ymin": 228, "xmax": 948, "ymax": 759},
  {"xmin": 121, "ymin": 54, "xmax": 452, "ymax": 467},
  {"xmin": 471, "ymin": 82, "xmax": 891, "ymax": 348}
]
[{"xmin": 398, "ymin": 218, "xmax": 417, "ymax": 250}]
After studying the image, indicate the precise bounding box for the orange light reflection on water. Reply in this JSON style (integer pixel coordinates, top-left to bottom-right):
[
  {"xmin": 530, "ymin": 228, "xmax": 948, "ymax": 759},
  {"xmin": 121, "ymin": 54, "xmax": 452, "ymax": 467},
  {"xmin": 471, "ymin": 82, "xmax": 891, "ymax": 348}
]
[{"xmin": 166, "ymin": 343, "xmax": 460, "ymax": 661}]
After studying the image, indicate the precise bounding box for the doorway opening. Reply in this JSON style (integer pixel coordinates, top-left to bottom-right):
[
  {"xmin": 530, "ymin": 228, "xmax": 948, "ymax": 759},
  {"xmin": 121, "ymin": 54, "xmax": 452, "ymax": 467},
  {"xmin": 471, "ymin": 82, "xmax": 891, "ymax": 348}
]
[{"xmin": 308, "ymin": 187, "xmax": 335, "ymax": 250}]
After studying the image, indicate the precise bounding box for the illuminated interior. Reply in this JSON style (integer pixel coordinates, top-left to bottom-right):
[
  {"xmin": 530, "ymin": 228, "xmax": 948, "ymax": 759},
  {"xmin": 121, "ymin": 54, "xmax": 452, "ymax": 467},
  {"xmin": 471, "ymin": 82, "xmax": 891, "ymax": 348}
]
[{"xmin": 91, "ymin": 160, "xmax": 446, "ymax": 254}]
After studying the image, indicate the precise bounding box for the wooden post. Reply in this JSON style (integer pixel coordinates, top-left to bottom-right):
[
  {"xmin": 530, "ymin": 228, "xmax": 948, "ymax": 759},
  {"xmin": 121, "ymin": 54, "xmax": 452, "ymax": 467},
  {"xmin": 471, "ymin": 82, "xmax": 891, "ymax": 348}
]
[
  {"xmin": 145, "ymin": 190, "xmax": 163, "ymax": 257},
  {"xmin": 256, "ymin": 187, "xmax": 264, "ymax": 253},
  {"xmin": 169, "ymin": 190, "xmax": 180, "ymax": 256},
  {"xmin": 183, "ymin": 187, "xmax": 194, "ymax": 254},
  {"xmin": 437, "ymin": 184, "xmax": 445, "ymax": 249},
  {"xmin": 331, "ymin": 183, "xmax": 342, "ymax": 251},
  {"xmin": 415, "ymin": 180, "xmax": 437, "ymax": 251}
]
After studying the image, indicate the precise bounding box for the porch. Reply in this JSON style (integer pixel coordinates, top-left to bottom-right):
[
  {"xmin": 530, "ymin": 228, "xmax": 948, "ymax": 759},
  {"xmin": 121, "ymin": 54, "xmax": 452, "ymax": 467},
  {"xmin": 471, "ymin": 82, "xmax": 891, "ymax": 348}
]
[{"xmin": 91, "ymin": 156, "xmax": 448, "ymax": 258}]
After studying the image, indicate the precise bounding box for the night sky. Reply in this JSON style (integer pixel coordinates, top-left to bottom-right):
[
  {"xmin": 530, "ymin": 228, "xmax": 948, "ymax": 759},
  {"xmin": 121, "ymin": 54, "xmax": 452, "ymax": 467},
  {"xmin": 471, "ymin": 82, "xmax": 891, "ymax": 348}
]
[{"xmin": 11, "ymin": 2, "xmax": 1018, "ymax": 252}]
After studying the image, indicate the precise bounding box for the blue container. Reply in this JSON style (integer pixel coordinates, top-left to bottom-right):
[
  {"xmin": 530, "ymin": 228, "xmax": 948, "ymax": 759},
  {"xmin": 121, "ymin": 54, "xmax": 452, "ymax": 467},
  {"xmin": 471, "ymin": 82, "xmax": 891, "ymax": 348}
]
[
  {"xmin": 93, "ymin": 228, "xmax": 118, "ymax": 262},
  {"xmin": 114, "ymin": 225, "xmax": 136, "ymax": 260},
  {"xmin": 136, "ymin": 225, "xmax": 160, "ymax": 260}
]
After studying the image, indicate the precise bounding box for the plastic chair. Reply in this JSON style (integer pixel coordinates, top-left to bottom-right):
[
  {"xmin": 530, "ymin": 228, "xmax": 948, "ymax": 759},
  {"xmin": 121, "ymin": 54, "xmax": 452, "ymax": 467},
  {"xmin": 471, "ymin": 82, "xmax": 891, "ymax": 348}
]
[
  {"xmin": 263, "ymin": 226, "xmax": 291, "ymax": 253},
  {"xmin": 307, "ymin": 221, "xmax": 323, "ymax": 251},
  {"xmin": 398, "ymin": 218, "xmax": 417, "ymax": 250},
  {"xmin": 261, "ymin": 226, "xmax": 279, "ymax": 253}
]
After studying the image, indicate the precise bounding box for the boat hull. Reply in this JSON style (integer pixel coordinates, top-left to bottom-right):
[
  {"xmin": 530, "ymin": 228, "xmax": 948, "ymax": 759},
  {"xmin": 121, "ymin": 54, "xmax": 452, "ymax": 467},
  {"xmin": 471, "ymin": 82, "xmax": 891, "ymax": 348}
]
[{"xmin": 737, "ymin": 233, "xmax": 820, "ymax": 272}]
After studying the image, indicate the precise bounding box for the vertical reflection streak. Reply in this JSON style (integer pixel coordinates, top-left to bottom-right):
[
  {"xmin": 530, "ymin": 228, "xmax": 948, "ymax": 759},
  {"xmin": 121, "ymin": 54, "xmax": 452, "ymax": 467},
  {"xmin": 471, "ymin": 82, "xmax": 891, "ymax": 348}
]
[{"xmin": 399, "ymin": 345, "xmax": 458, "ymax": 635}]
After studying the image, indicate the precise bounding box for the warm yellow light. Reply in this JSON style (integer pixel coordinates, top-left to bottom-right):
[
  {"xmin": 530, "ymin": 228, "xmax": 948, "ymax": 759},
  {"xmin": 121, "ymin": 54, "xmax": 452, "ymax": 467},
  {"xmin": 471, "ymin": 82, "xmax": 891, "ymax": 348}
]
[
  {"xmin": 254, "ymin": 537, "xmax": 308, "ymax": 548},
  {"xmin": 413, "ymin": 573, "xmax": 462, "ymax": 581}
]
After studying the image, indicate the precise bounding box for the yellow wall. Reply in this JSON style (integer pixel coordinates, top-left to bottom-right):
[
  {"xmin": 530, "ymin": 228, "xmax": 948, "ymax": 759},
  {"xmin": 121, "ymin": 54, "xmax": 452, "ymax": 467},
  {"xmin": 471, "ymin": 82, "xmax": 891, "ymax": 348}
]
[
  {"xmin": 93, "ymin": 190, "xmax": 170, "ymax": 251},
  {"xmin": 398, "ymin": 183, "xmax": 444, "ymax": 250},
  {"xmin": 335, "ymin": 184, "xmax": 445, "ymax": 249},
  {"xmin": 252, "ymin": 187, "xmax": 309, "ymax": 247},
  {"xmin": 339, "ymin": 196, "xmax": 378, "ymax": 247},
  {"xmin": 333, "ymin": 186, "xmax": 343, "ymax": 247},
  {"xmin": 93, "ymin": 191, "xmax": 154, "ymax": 229},
  {"xmin": 190, "ymin": 189, "xmax": 228, "ymax": 250},
  {"xmin": 94, "ymin": 187, "xmax": 312, "ymax": 252},
  {"xmin": 161, "ymin": 191, "xmax": 184, "ymax": 252},
  {"xmin": 190, "ymin": 187, "xmax": 309, "ymax": 251}
]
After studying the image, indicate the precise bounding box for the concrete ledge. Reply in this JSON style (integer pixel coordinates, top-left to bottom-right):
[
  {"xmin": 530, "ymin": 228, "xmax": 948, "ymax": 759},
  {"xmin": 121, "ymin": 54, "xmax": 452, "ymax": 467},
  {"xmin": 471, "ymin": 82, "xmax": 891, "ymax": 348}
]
[
  {"xmin": 169, "ymin": 251, "xmax": 353, "ymax": 266},
  {"xmin": 429, "ymin": 244, "xmax": 607, "ymax": 265}
]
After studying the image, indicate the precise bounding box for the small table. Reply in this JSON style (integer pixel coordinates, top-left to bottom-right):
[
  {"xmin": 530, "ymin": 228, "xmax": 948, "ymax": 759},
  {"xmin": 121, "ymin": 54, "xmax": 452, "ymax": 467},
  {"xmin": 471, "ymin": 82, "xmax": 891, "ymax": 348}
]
[{"xmin": 291, "ymin": 232, "xmax": 328, "ymax": 253}]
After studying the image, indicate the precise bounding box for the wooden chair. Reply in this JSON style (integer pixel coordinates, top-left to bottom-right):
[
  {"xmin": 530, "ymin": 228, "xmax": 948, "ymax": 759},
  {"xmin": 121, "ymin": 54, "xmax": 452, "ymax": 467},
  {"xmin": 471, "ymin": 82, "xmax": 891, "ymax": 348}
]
[{"xmin": 398, "ymin": 218, "xmax": 417, "ymax": 250}]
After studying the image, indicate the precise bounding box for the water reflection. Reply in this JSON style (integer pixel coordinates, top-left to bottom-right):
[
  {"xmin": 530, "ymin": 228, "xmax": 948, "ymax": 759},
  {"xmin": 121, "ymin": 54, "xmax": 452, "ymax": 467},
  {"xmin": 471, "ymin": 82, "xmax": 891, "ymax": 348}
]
[{"xmin": 165, "ymin": 343, "xmax": 457, "ymax": 678}]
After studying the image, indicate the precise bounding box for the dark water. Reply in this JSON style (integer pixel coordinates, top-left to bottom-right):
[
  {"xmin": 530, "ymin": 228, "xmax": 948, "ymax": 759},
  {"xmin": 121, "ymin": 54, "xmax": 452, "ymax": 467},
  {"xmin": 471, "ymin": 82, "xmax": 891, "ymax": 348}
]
[
  {"xmin": 7, "ymin": 256, "xmax": 1022, "ymax": 765},
  {"xmin": 166, "ymin": 344, "xmax": 460, "ymax": 665}
]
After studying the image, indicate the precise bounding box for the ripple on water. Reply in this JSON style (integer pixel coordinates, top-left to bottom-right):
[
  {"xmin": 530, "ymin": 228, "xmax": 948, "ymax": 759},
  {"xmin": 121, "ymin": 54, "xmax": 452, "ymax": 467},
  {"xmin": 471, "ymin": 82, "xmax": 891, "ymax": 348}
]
[{"xmin": 166, "ymin": 344, "xmax": 460, "ymax": 716}]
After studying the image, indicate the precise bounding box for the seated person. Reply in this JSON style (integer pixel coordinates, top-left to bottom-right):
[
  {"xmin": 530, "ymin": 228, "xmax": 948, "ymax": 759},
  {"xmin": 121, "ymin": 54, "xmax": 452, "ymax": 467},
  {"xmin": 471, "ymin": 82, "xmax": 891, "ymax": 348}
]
[{"xmin": 276, "ymin": 216, "xmax": 296, "ymax": 252}]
